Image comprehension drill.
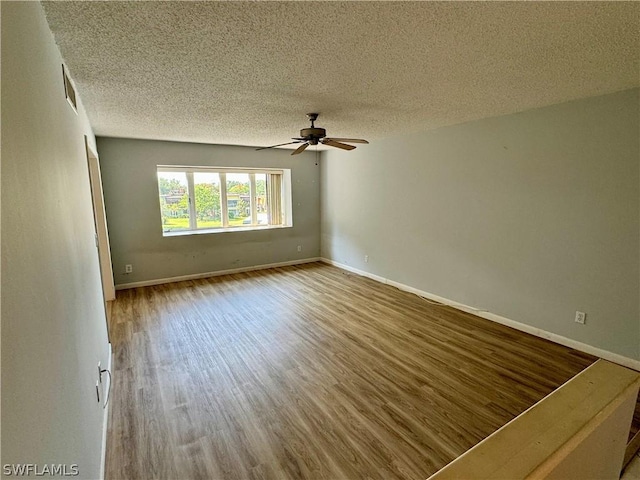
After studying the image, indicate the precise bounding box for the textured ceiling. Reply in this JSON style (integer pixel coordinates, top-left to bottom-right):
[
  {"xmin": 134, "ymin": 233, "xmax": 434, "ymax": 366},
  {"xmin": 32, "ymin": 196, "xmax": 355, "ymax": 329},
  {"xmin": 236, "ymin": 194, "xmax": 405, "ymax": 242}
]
[{"xmin": 42, "ymin": 1, "xmax": 639, "ymax": 149}]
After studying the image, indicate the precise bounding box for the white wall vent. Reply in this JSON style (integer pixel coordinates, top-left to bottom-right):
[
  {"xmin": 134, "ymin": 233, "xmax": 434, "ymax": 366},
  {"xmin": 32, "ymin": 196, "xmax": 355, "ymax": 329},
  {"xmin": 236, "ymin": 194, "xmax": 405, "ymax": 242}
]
[{"xmin": 62, "ymin": 65, "xmax": 77, "ymax": 114}]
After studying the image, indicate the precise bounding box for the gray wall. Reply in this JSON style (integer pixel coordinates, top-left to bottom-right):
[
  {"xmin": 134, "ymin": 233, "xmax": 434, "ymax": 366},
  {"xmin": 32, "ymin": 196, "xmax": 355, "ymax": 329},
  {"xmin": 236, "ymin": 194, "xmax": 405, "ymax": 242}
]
[
  {"xmin": 321, "ymin": 89, "xmax": 640, "ymax": 360},
  {"xmin": 97, "ymin": 138, "xmax": 320, "ymax": 285},
  {"xmin": 2, "ymin": 2, "xmax": 111, "ymax": 478}
]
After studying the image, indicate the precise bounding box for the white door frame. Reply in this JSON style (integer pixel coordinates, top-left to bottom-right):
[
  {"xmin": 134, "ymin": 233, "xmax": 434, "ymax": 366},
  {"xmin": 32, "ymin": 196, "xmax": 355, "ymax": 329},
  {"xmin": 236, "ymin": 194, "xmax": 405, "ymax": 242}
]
[{"xmin": 85, "ymin": 136, "xmax": 116, "ymax": 302}]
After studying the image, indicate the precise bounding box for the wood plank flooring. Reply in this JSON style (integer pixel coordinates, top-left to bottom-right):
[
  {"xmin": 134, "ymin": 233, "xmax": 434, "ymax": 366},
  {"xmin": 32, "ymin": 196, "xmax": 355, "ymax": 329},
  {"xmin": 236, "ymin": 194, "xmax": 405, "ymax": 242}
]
[
  {"xmin": 105, "ymin": 262, "xmax": 595, "ymax": 480},
  {"xmin": 630, "ymin": 393, "xmax": 640, "ymax": 440}
]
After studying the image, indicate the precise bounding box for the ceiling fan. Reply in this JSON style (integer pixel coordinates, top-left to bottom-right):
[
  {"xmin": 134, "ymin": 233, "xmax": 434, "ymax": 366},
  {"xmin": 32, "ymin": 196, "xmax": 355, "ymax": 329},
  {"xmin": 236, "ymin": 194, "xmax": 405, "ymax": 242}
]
[{"xmin": 256, "ymin": 113, "xmax": 369, "ymax": 155}]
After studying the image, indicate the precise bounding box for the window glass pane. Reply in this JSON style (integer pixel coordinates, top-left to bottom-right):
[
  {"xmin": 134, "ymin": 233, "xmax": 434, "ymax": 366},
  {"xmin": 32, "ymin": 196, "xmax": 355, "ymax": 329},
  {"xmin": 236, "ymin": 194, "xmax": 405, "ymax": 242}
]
[
  {"xmin": 158, "ymin": 167, "xmax": 290, "ymax": 235},
  {"xmin": 267, "ymin": 173, "xmax": 283, "ymax": 225},
  {"xmin": 158, "ymin": 172, "xmax": 190, "ymax": 232},
  {"xmin": 193, "ymin": 172, "xmax": 222, "ymax": 229},
  {"xmin": 226, "ymin": 173, "xmax": 251, "ymax": 226},
  {"xmin": 255, "ymin": 173, "xmax": 268, "ymax": 225}
]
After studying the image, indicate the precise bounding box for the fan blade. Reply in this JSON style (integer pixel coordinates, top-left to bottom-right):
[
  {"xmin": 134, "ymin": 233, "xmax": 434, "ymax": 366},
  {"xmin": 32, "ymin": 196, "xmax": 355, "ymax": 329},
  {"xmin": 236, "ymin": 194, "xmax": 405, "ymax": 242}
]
[
  {"xmin": 256, "ymin": 141, "xmax": 301, "ymax": 151},
  {"xmin": 291, "ymin": 143, "xmax": 309, "ymax": 155},
  {"xmin": 322, "ymin": 139, "xmax": 356, "ymax": 151},
  {"xmin": 324, "ymin": 138, "xmax": 369, "ymax": 144}
]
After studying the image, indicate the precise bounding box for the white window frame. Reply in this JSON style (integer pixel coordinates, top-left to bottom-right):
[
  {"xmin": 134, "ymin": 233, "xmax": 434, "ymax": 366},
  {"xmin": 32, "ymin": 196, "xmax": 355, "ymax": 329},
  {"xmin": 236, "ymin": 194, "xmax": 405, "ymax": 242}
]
[{"xmin": 157, "ymin": 166, "xmax": 292, "ymax": 236}]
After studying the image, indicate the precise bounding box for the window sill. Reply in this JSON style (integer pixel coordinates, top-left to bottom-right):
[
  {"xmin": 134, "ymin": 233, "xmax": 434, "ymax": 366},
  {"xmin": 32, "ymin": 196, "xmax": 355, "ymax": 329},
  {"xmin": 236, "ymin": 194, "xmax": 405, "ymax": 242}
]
[{"xmin": 162, "ymin": 224, "xmax": 292, "ymax": 237}]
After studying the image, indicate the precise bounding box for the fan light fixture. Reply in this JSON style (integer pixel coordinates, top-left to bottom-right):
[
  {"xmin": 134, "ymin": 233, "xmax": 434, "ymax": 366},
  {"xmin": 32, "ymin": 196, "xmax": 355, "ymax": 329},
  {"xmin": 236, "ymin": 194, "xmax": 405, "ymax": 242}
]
[{"xmin": 256, "ymin": 113, "xmax": 369, "ymax": 155}]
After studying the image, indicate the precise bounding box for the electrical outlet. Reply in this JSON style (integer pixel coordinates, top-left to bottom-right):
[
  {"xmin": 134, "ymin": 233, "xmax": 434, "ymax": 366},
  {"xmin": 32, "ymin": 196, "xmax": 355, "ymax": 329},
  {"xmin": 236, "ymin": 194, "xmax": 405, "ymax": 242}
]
[
  {"xmin": 297, "ymin": 245, "xmax": 302, "ymax": 252},
  {"xmin": 97, "ymin": 362, "xmax": 102, "ymax": 384},
  {"xmin": 364, "ymin": 255, "xmax": 369, "ymax": 263},
  {"xmin": 125, "ymin": 264, "xmax": 133, "ymax": 273},
  {"xmin": 575, "ymin": 311, "xmax": 586, "ymax": 324}
]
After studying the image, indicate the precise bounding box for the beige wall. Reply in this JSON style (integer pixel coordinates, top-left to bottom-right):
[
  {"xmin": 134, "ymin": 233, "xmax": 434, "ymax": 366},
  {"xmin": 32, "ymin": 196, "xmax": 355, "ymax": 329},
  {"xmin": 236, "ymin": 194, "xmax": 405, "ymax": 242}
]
[
  {"xmin": 96, "ymin": 137, "xmax": 320, "ymax": 286},
  {"xmin": 321, "ymin": 89, "xmax": 640, "ymax": 360},
  {"xmin": 1, "ymin": 2, "xmax": 111, "ymax": 478}
]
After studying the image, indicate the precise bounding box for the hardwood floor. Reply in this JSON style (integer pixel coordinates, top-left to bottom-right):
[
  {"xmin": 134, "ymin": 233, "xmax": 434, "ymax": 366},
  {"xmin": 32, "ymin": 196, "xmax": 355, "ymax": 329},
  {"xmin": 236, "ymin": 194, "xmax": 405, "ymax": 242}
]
[
  {"xmin": 105, "ymin": 262, "xmax": 595, "ymax": 479},
  {"xmin": 631, "ymin": 393, "xmax": 640, "ymax": 440}
]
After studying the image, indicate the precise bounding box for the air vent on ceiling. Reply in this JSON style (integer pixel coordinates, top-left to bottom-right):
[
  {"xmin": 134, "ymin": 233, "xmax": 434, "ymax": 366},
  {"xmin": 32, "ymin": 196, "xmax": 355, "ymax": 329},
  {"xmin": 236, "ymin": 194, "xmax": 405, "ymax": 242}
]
[{"xmin": 62, "ymin": 65, "xmax": 77, "ymax": 114}]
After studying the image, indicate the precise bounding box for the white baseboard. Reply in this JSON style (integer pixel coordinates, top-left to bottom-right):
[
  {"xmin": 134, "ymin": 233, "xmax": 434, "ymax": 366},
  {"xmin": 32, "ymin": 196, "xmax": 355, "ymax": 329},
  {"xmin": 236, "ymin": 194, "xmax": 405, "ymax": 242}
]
[
  {"xmin": 115, "ymin": 257, "xmax": 322, "ymax": 290},
  {"xmin": 320, "ymin": 257, "xmax": 640, "ymax": 372},
  {"xmin": 100, "ymin": 342, "xmax": 112, "ymax": 480}
]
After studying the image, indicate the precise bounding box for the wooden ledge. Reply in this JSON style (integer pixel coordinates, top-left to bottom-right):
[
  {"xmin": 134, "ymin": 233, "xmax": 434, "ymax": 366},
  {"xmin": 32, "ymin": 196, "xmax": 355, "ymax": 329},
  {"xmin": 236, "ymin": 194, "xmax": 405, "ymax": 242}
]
[{"xmin": 428, "ymin": 359, "xmax": 640, "ymax": 480}]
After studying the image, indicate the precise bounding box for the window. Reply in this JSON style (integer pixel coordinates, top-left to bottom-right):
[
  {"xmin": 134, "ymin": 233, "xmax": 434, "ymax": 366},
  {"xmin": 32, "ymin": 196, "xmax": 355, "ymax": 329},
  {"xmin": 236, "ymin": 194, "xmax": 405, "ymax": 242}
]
[{"xmin": 157, "ymin": 166, "xmax": 292, "ymax": 236}]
